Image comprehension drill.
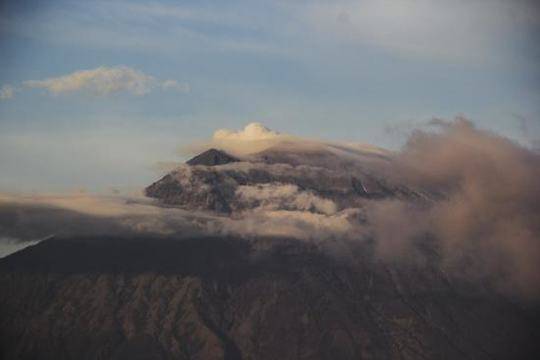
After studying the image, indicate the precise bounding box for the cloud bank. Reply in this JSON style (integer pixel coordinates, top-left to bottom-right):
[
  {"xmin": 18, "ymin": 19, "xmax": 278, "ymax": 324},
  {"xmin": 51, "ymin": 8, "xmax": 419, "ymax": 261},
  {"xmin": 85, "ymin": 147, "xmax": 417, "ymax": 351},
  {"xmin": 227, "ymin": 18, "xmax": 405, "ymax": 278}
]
[
  {"xmin": 366, "ymin": 118, "xmax": 540, "ymax": 298},
  {"xmin": 0, "ymin": 192, "xmax": 357, "ymax": 248},
  {"xmin": 0, "ymin": 193, "xmax": 202, "ymax": 240}
]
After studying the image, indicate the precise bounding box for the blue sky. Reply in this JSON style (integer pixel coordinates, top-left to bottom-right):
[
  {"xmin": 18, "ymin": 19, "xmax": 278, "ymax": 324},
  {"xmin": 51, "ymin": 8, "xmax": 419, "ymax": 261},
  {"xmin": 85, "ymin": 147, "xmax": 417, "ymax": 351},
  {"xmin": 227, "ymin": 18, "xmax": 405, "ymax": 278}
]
[{"xmin": 1, "ymin": 0, "xmax": 539, "ymax": 192}]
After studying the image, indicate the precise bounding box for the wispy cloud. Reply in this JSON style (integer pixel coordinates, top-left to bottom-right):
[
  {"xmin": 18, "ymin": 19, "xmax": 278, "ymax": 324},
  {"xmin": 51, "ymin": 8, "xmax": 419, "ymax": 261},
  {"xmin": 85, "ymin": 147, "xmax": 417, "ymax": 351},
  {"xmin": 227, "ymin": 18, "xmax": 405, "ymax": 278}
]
[
  {"xmin": 0, "ymin": 1, "xmax": 284, "ymax": 57},
  {"xmin": 23, "ymin": 66, "xmax": 189, "ymax": 96},
  {"xmin": 301, "ymin": 0, "xmax": 540, "ymax": 63},
  {"xmin": 161, "ymin": 79, "xmax": 190, "ymax": 93},
  {"xmin": 0, "ymin": 85, "xmax": 15, "ymax": 100}
]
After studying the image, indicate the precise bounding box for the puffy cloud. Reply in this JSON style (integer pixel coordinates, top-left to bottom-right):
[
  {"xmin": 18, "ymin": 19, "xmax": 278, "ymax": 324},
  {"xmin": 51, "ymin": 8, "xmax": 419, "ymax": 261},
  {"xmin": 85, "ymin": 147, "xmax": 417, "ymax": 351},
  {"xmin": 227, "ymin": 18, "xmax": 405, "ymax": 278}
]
[
  {"xmin": 214, "ymin": 122, "xmax": 282, "ymax": 141},
  {"xmin": 194, "ymin": 122, "xmax": 294, "ymax": 156},
  {"xmin": 23, "ymin": 66, "xmax": 188, "ymax": 96},
  {"xmin": 366, "ymin": 118, "xmax": 540, "ymax": 298},
  {"xmin": 0, "ymin": 85, "xmax": 15, "ymax": 100}
]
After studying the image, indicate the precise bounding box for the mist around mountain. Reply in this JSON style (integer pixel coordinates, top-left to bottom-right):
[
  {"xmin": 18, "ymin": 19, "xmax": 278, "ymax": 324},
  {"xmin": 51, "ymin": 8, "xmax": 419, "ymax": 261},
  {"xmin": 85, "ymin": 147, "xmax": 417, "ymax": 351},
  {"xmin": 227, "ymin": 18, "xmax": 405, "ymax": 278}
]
[{"xmin": 1, "ymin": 119, "xmax": 539, "ymax": 359}]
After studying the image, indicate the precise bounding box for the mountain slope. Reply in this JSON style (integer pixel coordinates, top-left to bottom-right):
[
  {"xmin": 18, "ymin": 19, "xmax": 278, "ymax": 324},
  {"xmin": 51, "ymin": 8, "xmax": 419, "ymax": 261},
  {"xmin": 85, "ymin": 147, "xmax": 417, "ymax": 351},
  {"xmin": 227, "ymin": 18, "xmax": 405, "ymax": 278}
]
[
  {"xmin": 145, "ymin": 146, "xmax": 429, "ymax": 213},
  {"xmin": 1, "ymin": 236, "xmax": 539, "ymax": 360},
  {"xmin": 2, "ymin": 144, "xmax": 539, "ymax": 360}
]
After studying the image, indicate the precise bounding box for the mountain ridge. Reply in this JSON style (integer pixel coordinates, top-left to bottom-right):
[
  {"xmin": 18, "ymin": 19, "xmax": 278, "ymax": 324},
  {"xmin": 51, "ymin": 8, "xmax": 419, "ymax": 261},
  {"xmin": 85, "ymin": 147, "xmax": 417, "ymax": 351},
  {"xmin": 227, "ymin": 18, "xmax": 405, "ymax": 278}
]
[
  {"xmin": 145, "ymin": 147, "xmax": 429, "ymax": 213},
  {"xmin": 1, "ymin": 235, "xmax": 539, "ymax": 359}
]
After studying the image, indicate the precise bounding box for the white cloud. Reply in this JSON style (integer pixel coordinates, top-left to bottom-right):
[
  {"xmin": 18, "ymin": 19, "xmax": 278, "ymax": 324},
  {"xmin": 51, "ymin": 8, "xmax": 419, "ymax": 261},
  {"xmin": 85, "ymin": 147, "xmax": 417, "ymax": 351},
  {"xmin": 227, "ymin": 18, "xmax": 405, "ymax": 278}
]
[
  {"xmin": 184, "ymin": 123, "xmax": 295, "ymax": 156},
  {"xmin": 23, "ymin": 66, "xmax": 189, "ymax": 96},
  {"xmin": 0, "ymin": 193, "xmax": 160, "ymax": 217},
  {"xmin": 214, "ymin": 122, "xmax": 283, "ymax": 141},
  {"xmin": 236, "ymin": 183, "xmax": 338, "ymax": 215},
  {"xmin": 0, "ymin": 85, "xmax": 15, "ymax": 100},
  {"xmin": 0, "ymin": 192, "xmax": 209, "ymax": 237},
  {"xmin": 219, "ymin": 209, "xmax": 360, "ymax": 241},
  {"xmin": 161, "ymin": 79, "xmax": 191, "ymax": 93},
  {"xmin": 24, "ymin": 66, "xmax": 154, "ymax": 96},
  {"xmin": 184, "ymin": 122, "xmax": 391, "ymax": 159},
  {"xmin": 0, "ymin": 190, "xmax": 360, "ymax": 242}
]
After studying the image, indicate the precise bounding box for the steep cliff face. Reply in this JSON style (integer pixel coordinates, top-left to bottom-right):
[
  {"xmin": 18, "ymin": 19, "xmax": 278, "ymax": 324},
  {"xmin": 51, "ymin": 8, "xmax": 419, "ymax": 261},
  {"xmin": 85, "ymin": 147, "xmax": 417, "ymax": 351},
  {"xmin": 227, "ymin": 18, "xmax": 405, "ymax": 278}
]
[{"xmin": 1, "ymin": 236, "xmax": 538, "ymax": 360}]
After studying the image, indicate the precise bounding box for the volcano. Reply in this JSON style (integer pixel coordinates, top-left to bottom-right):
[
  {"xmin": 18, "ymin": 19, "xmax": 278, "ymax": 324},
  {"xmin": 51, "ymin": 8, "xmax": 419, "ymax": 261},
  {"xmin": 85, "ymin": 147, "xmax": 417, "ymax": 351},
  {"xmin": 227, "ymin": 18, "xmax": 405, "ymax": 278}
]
[{"xmin": 1, "ymin": 144, "xmax": 539, "ymax": 360}]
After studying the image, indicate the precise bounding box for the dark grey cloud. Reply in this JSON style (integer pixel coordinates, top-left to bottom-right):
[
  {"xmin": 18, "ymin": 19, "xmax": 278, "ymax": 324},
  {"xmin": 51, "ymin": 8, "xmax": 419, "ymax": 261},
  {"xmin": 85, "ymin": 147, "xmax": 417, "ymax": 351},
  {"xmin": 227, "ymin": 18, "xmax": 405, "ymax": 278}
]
[{"xmin": 367, "ymin": 118, "xmax": 540, "ymax": 298}]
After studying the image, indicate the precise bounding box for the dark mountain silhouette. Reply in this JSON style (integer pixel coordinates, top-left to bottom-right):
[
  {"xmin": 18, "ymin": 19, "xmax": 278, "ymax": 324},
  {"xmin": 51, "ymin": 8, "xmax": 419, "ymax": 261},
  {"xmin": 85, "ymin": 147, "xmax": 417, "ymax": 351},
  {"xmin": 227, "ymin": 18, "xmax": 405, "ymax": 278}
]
[
  {"xmin": 186, "ymin": 149, "xmax": 239, "ymax": 166},
  {"xmin": 1, "ymin": 235, "xmax": 539, "ymax": 359}
]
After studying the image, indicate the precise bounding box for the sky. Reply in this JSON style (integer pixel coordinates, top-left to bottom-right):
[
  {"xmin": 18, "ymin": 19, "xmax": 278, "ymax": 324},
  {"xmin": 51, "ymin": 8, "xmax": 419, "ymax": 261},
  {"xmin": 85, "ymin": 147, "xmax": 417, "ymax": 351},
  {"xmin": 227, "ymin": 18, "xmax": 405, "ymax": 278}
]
[{"xmin": 1, "ymin": 0, "xmax": 539, "ymax": 192}]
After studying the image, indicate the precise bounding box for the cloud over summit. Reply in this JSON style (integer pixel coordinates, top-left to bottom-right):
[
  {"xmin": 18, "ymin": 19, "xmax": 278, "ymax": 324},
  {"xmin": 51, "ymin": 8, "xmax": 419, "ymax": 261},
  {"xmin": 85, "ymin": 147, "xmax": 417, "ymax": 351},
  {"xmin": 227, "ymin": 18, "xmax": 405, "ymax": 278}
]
[
  {"xmin": 187, "ymin": 122, "xmax": 387, "ymax": 158},
  {"xmin": 209, "ymin": 122, "xmax": 296, "ymax": 156},
  {"xmin": 214, "ymin": 123, "xmax": 283, "ymax": 142}
]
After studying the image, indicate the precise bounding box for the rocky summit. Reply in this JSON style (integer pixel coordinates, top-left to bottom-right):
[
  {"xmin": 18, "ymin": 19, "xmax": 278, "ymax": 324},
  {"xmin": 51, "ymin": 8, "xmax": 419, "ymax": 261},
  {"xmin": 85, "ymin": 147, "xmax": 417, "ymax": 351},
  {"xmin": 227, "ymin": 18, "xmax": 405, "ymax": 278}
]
[{"xmin": 145, "ymin": 146, "xmax": 430, "ymax": 213}]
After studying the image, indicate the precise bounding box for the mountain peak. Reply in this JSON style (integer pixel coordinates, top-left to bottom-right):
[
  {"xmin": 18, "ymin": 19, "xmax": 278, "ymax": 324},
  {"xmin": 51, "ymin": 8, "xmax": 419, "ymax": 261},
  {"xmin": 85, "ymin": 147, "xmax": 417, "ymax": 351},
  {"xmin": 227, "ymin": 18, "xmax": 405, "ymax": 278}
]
[{"xmin": 186, "ymin": 148, "xmax": 239, "ymax": 166}]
